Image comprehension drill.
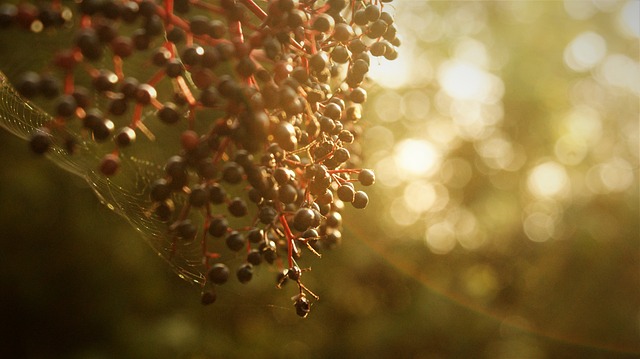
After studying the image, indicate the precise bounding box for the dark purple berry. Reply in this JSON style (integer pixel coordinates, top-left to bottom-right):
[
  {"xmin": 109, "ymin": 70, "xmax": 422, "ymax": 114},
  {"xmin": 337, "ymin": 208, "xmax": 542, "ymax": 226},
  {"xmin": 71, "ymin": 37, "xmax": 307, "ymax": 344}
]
[
  {"xmin": 208, "ymin": 217, "xmax": 229, "ymax": 237},
  {"xmin": 236, "ymin": 263, "xmax": 253, "ymax": 283},
  {"xmin": 29, "ymin": 128, "xmax": 51, "ymax": 154},
  {"xmin": 226, "ymin": 231, "xmax": 246, "ymax": 251},
  {"xmin": 228, "ymin": 197, "xmax": 248, "ymax": 217},
  {"xmin": 207, "ymin": 263, "xmax": 230, "ymax": 285},
  {"xmin": 358, "ymin": 169, "xmax": 375, "ymax": 186},
  {"xmin": 201, "ymin": 290, "xmax": 217, "ymax": 305},
  {"xmin": 352, "ymin": 190, "xmax": 369, "ymax": 209}
]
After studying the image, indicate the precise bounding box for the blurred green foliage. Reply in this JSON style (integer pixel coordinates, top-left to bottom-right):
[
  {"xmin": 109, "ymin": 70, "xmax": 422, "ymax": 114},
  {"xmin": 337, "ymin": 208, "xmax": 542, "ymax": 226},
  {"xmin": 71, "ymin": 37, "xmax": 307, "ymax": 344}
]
[{"xmin": 0, "ymin": 1, "xmax": 638, "ymax": 359}]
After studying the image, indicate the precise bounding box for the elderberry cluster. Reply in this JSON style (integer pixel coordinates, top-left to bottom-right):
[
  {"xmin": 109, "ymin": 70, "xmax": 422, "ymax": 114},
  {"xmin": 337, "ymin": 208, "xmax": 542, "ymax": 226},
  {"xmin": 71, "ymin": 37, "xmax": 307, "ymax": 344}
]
[{"xmin": 0, "ymin": 0, "xmax": 399, "ymax": 317}]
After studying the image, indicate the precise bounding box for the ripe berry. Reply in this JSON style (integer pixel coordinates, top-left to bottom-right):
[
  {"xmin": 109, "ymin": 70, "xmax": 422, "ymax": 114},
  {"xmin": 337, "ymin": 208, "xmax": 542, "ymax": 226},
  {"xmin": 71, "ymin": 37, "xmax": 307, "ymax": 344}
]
[
  {"xmin": 240, "ymin": 229, "xmax": 260, "ymax": 245},
  {"xmin": 209, "ymin": 184, "xmax": 227, "ymax": 204},
  {"xmin": 55, "ymin": 95, "xmax": 77, "ymax": 118},
  {"xmin": 16, "ymin": 71, "xmax": 40, "ymax": 98},
  {"xmin": 225, "ymin": 231, "xmax": 246, "ymax": 251},
  {"xmin": 92, "ymin": 70, "xmax": 118, "ymax": 93},
  {"xmin": 208, "ymin": 217, "xmax": 229, "ymax": 237},
  {"xmin": 358, "ymin": 169, "xmax": 375, "ymax": 186},
  {"xmin": 331, "ymin": 45, "xmax": 350, "ymax": 64},
  {"xmin": 99, "ymin": 153, "xmax": 120, "ymax": 177},
  {"xmin": 324, "ymin": 102, "xmax": 342, "ymax": 121},
  {"xmin": 189, "ymin": 15, "xmax": 210, "ymax": 35},
  {"xmin": 261, "ymin": 244, "xmax": 278, "ymax": 264},
  {"xmin": 352, "ymin": 190, "xmax": 369, "ymax": 209},
  {"xmin": 380, "ymin": 11, "xmax": 394, "ymax": 25},
  {"xmin": 293, "ymin": 208, "xmax": 315, "ymax": 232},
  {"xmin": 154, "ymin": 201, "xmax": 173, "ymax": 222},
  {"xmin": 208, "ymin": 19, "xmax": 225, "ymax": 38},
  {"xmin": 312, "ymin": 13, "xmax": 334, "ymax": 33},
  {"xmin": 309, "ymin": 51, "xmax": 329, "ymax": 73},
  {"xmin": 167, "ymin": 27, "xmax": 185, "ymax": 43},
  {"xmin": 247, "ymin": 249, "xmax": 262, "ymax": 266},
  {"xmin": 333, "ymin": 147, "xmax": 350, "ymax": 164},
  {"xmin": 134, "ymin": 84, "xmax": 157, "ymax": 105},
  {"xmin": 176, "ymin": 219, "xmax": 197, "ymax": 241},
  {"xmin": 228, "ymin": 197, "xmax": 248, "ymax": 217},
  {"xmin": 353, "ymin": 9, "xmax": 368, "ymax": 26},
  {"xmin": 165, "ymin": 59, "xmax": 184, "ymax": 78},
  {"xmin": 29, "ymin": 128, "xmax": 51, "ymax": 154},
  {"xmin": 143, "ymin": 14, "xmax": 164, "ymax": 36},
  {"xmin": 337, "ymin": 184, "xmax": 355, "ymax": 202},
  {"xmin": 326, "ymin": 211, "xmax": 342, "ymax": 228},
  {"xmin": 181, "ymin": 45, "xmax": 204, "ymax": 66},
  {"xmin": 108, "ymin": 96, "xmax": 128, "ymax": 116},
  {"xmin": 294, "ymin": 295, "xmax": 311, "ymax": 318},
  {"xmin": 72, "ymin": 87, "xmax": 91, "ymax": 109},
  {"xmin": 131, "ymin": 28, "xmax": 151, "ymax": 50},
  {"xmin": 165, "ymin": 155, "xmax": 187, "ymax": 178},
  {"xmin": 287, "ymin": 266, "xmax": 302, "ymax": 281},
  {"xmin": 367, "ymin": 19, "xmax": 388, "ymax": 39},
  {"xmin": 369, "ymin": 40, "xmax": 389, "ymax": 57},
  {"xmin": 333, "ymin": 23, "xmax": 355, "ymax": 42},
  {"xmin": 349, "ymin": 87, "xmax": 367, "ymax": 104},
  {"xmin": 92, "ymin": 119, "xmax": 115, "ymax": 142},
  {"xmin": 115, "ymin": 127, "xmax": 136, "ymax": 147},
  {"xmin": 338, "ymin": 130, "xmax": 354, "ymax": 143},
  {"xmin": 110, "ymin": 36, "xmax": 133, "ymax": 57},
  {"xmin": 76, "ymin": 28, "xmax": 103, "ymax": 60},
  {"xmin": 201, "ymin": 290, "xmax": 217, "ymax": 305},
  {"xmin": 207, "ymin": 263, "xmax": 230, "ymax": 285},
  {"xmin": 364, "ymin": 4, "xmax": 381, "ymax": 22},
  {"xmin": 150, "ymin": 178, "xmax": 171, "ymax": 202},
  {"xmin": 120, "ymin": 2, "xmax": 139, "ymax": 22},
  {"xmin": 158, "ymin": 102, "xmax": 180, "ymax": 124},
  {"xmin": 222, "ymin": 162, "xmax": 244, "ymax": 184},
  {"xmin": 189, "ymin": 184, "xmax": 209, "ymax": 207},
  {"xmin": 151, "ymin": 47, "xmax": 171, "ymax": 66},
  {"xmin": 119, "ymin": 77, "xmax": 140, "ymax": 99},
  {"xmin": 278, "ymin": 183, "xmax": 298, "ymax": 204},
  {"xmin": 258, "ymin": 205, "xmax": 278, "ymax": 224},
  {"xmin": 236, "ymin": 263, "xmax": 253, "ymax": 283}
]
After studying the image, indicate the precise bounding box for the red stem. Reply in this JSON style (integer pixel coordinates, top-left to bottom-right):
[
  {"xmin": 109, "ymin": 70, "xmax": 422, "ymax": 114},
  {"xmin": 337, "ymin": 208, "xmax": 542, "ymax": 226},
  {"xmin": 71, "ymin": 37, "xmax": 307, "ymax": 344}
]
[
  {"xmin": 113, "ymin": 56, "xmax": 124, "ymax": 80},
  {"xmin": 130, "ymin": 103, "xmax": 144, "ymax": 129},
  {"xmin": 164, "ymin": 0, "xmax": 174, "ymax": 27},
  {"xmin": 147, "ymin": 69, "xmax": 166, "ymax": 87},
  {"xmin": 176, "ymin": 76, "xmax": 197, "ymax": 106},
  {"xmin": 64, "ymin": 71, "xmax": 74, "ymax": 94},
  {"xmin": 239, "ymin": 0, "xmax": 268, "ymax": 21},
  {"xmin": 190, "ymin": 0, "xmax": 225, "ymax": 14},
  {"xmin": 279, "ymin": 214, "xmax": 295, "ymax": 268},
  {"xmin": 213, "ymin": 137, "xmax": 231, "ymax": 164}
]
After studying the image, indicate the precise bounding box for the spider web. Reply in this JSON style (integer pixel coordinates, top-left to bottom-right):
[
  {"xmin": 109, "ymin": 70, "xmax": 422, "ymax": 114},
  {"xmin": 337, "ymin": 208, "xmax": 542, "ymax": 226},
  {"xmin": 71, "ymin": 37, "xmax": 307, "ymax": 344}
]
[{"xmin": 0, "ymin": 25, "xmax": 210, "ymax": 286}]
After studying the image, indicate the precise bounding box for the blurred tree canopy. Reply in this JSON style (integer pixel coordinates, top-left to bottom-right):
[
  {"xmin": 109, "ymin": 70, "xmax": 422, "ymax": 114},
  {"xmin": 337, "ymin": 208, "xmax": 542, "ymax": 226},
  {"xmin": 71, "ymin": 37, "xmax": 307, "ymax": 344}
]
[{"xmin": 0, "ymin": 1, "xmax": 638, "ymax": 358}]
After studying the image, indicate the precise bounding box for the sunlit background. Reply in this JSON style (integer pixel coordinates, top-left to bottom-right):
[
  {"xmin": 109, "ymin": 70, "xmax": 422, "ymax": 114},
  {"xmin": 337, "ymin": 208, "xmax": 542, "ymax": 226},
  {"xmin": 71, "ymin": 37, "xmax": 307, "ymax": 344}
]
[{"xmin": 0, "ymin": 1, "xmax": 638, "ymax": 358}]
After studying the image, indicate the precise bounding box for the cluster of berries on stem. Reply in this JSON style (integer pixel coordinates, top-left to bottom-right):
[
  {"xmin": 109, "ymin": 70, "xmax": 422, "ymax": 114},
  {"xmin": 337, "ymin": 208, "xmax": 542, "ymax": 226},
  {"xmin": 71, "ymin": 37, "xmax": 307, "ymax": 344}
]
[{"xmin": 1, "ymin": 0, "xmax": 399, "ymax": 317}]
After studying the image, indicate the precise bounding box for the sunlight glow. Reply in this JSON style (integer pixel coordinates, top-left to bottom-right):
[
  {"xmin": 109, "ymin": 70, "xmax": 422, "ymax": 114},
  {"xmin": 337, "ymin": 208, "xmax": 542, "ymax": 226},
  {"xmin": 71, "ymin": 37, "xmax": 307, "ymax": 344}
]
[
  {"xmin": 523, "ymin": 212, "xmax": 555, "ymax": 242},
  {"xmin": 403, "ymin": 180, "xmax": 437, "ymax": 213},
  {"xmin": 394, "ymin": 139, "xmax": 440, "ymax": 177},
  {"xmin": 564, "ymin": 31, "xmax": 607, "ymax": 72},
  {"xmin": 425, "ymin": 221, "xmax": 457, "ymax": 254},
  {"xmin": 618, "ymin": 0, "xmax": 640, "ymax": 37},
  {"xmin": 438, "ymin": 60, "xmax": 503, "ymax": 103},
  {"xmin": 586, "ymin": 158, "xmax": 635, "ymax": 194},
  {"xmin": 527, "ymin": 161, "xmax": 571, "ymax": 199},
  {"xmin": 598, "ymin": 54, "xmax": 640, "ymax": 94},
  {"xmin": 368, "ymin": 55, "xmax": 412, "ymax": 89}
]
